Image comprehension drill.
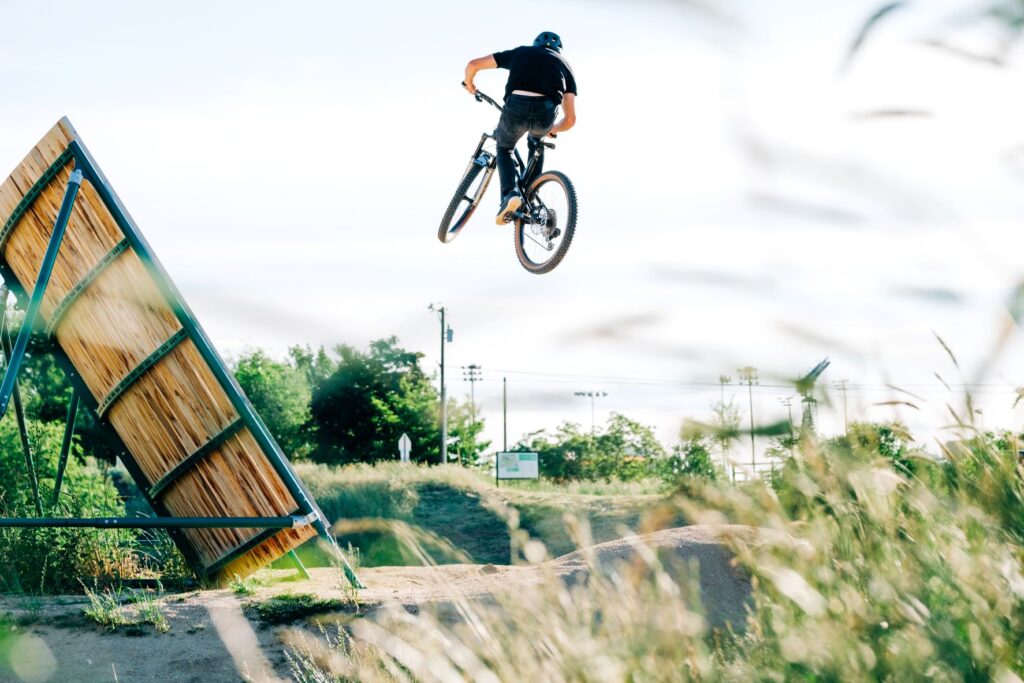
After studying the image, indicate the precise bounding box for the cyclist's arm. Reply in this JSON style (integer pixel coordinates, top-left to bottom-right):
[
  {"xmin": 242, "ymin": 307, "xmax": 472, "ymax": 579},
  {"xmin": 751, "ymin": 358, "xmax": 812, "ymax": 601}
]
[
  {"xmin": 464, "ymin": 55, "xmax": 497, "ymax": 94},
  {"xmin": 548, "ymin": 94, "xmax": 576, "ymax": 135}
]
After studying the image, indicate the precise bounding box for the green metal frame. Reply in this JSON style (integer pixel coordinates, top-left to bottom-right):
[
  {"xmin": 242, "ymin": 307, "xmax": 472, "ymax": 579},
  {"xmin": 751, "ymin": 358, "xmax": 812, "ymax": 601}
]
[
  {"xmin": 0, "ymin": 148, "xmax": 75, "ymax": 252},
  {"xmin": 95, "ymin": 327, "xmax": 188, "ymax": 418},
  {"xmin": 148, "ymin": 417, "xmax": 245, "ymax": 498},
  {"xmin": 0, "ymin": 133, "xmax": 361, "ymax": 587},
  {"xmin": 45, "ymin": 238, "xmax": 130, "ymax": 336}
]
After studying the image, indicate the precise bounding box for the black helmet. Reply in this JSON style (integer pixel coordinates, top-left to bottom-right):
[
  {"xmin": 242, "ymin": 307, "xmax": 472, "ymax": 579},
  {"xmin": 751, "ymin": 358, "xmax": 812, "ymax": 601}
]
[{"xmin": 533, "ymin": 31, "xmax": 563, "ymax": 52}]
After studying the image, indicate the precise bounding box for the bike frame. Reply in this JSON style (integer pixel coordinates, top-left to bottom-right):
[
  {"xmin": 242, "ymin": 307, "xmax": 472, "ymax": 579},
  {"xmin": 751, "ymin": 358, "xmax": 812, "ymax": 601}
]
[{"xmin": 467, "ymin": 88, "xmax": 555, "ymax": 222}]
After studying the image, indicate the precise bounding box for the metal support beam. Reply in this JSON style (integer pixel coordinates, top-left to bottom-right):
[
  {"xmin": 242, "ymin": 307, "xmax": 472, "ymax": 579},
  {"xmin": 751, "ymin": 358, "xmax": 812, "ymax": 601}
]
[
  {"xmin": 0, "ymin": 290, "xmax": 42, "ymax": 515},
  {"xmin": 96, "ymin": 328, "xmax": 187, "ymax": 418},
  {"xmin": 0, "ymin": 514, "xmax": 309, "ymax": 530},
  {"xmin": 0, "ymin": 168, "xmax": 83, "ymax": 419},
  {"xmin": 52, "ymin": 388, "xmax": 79, "ymax": 504},
  {"xmin": 0, "ymin": 148, "xmax": 74, "ymax": 252},
  {"xmin": 288, "ymin": 549, "xmax": 311, "ymax": 580},
  {"xmin": 147, "ymin": 417, "xmax": 245, "ymax": 498},
  {"xmin": 45, "ymin": 238, "xmax": 129, "ymax": 336}
]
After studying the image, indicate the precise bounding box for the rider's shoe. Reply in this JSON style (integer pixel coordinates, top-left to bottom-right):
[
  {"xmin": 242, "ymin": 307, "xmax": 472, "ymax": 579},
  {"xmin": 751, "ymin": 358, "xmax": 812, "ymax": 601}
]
[{"xmin": 495, "ymin": 191, "xmax": 522, "ymax": 225}]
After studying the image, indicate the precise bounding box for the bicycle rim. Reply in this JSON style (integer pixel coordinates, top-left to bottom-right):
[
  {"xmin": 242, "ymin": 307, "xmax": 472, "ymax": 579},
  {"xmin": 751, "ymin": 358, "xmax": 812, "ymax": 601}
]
[{"xmin": 514, "ymin": 172, "xmax": 576, "ymax": 274}]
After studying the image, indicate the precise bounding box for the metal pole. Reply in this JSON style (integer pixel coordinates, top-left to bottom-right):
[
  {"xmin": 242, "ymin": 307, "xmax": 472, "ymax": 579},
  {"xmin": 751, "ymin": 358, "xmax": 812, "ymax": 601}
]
[
  {"xmin": 0, "ymin": 515, "xmax": 304, "ymax": 529},
  {"xmin": 0, "ymin": 294, "xmax": 42, "ymax": 515},
  {"xmin": 287, "ymin": 549, "xmax": 311, "ymax": 580},
  {"xmin": 440, "ymin": 306, "xmax": 447, "ymax": 465},
  {"xmin": 738, "ymin": 367, "xmax": 757, "ymax": 472},
  {"xmin": 748, "ymin": 380, "xmax": 755, "ymax": 469},
  {"xmin": 502, "ymin": 377, "xmax": 507, "ymax": 451},
  {"xmin": 52, "ymin": 389, "xmax": 79, "ymax": 504},
  {"xmin": 0, "ymin": 170, "xmax": 82, "ymax": 419}
]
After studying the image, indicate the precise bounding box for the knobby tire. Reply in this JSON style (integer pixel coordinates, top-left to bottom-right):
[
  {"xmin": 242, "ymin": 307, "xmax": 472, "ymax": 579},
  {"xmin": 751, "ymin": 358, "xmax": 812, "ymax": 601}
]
[
  {"xmin": 514, "ymin": 171, "xmax": 577, "ymax": 274},
  {"xmin": 438, "ymin": 162, "xmax": 488, "ymax": 244}
]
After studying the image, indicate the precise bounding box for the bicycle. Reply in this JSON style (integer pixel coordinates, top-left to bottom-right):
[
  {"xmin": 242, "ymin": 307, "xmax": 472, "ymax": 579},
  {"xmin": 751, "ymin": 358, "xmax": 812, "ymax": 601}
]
[{"xmin": 438, "ymin": 86, "xmax": 578, "ymax": 274}]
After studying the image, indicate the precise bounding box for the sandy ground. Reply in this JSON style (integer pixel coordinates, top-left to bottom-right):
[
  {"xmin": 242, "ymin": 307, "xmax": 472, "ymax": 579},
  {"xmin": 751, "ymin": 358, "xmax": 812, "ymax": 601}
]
[{"xmin": 0, "ymin": 525, "xmax": 756, "ymax": 683}]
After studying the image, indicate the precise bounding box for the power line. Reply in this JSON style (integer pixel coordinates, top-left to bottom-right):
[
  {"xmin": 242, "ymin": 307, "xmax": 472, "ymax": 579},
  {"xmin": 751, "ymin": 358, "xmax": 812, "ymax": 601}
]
[{"xmin": 473, "ymin": 367, "xmax": 1019, "ymax": 394}]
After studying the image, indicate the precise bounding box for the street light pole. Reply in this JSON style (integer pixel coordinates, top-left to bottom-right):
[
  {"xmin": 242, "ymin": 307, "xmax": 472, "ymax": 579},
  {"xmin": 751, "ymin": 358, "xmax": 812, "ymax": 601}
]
[{"xmin": 574, "ymin": 390, "xmax": 608, "ymax": 434}]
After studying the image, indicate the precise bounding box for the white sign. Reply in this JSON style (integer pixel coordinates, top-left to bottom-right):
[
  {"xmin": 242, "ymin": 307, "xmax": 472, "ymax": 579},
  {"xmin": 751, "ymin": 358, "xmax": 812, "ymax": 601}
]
[
  {"xmin": 497, "ymin": 452, "xmax": 539, "ymax": 479},
  {"xmin": 399, "ymin": 433, "xmax": 412, "ymax": 463}
]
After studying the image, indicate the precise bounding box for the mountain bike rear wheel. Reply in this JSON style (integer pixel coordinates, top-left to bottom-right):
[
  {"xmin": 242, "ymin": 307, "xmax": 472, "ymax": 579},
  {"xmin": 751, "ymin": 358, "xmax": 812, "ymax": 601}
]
[
  {"xmin": 514, "ymin": 171, "xmax": 577, "ymax": 274},
  {"xmin": 438, "ymin": 161, "xmax": 494, "ymax": 243}
]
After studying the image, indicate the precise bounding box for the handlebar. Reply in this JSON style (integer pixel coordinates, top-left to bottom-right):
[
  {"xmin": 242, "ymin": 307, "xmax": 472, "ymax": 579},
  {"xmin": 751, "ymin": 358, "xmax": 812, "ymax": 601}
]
[
  {"xmin": 461, "ymin": 82, "xmax": 558, "ymax": 139},
  {"xmin": 462, "ymin": 82, "xmax": 503, "ymax": 111}
]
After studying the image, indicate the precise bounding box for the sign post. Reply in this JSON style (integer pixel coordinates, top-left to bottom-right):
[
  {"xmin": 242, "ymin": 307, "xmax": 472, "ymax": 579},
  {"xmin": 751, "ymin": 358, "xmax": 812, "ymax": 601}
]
[{"xmin": 399, "ymin": 433, "xmax": 412, "ymax": 464}]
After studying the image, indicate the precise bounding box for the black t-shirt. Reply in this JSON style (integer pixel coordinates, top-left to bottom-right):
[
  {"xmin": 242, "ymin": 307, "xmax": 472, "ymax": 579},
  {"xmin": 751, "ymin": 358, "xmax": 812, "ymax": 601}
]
[{"xmin": 492, "ymin": 46, "xmax": 578, "ymax": 105}]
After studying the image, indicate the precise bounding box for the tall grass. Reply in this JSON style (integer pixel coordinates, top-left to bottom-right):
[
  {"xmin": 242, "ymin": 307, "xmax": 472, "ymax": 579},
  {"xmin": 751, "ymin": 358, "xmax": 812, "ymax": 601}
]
[
  {"xmin": 291, "ymin": 418, "xmax": 1024, "ymax": 681},
  {"xmin": 0, "ymin": 420, "xmax": 141, "ymax": 593}
]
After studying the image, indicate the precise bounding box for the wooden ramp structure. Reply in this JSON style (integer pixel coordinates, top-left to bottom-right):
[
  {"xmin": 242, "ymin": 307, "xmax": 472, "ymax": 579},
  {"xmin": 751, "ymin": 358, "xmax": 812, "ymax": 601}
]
[{"xmin": 0, "ymin": 118, "xmax": 360, "ymax": 586}]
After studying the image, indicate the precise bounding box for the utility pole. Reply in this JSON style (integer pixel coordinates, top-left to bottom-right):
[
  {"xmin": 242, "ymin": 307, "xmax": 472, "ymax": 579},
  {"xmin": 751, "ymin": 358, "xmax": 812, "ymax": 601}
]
[
  {"xmin": 462, "ymin": 364, "xmax": 482, "ymax": 427},
  {"xmin": 574, "ymin": 390, "xmax": 608, "ymax": 434},
  {"xmin": 834, "ymin": 379, "xmax": 849, "ymax": 435},
  {"xmin": 461, "ymin": 364, "xmax": 482, "ymax": 468},
  {"xmin": 428, "ymin": 303, "xmax": 453, "ymax": 465},
  {"xmin": 737, "ymin": 367, "xmax": 758, "ymax": 470}
]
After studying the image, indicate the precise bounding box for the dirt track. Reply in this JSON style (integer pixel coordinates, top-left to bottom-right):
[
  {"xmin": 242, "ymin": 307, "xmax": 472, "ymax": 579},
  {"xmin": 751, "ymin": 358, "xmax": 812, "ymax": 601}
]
[{"xmin": 0, "ymin": 525, "xmax": 755, "ymax": 683}]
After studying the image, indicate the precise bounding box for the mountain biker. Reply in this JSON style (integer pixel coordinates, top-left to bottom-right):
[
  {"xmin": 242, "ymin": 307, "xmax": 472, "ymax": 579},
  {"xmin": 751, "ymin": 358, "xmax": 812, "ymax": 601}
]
[{"xmin": 463, "ymin": 31, "xmax": 577, "ymax": 225}]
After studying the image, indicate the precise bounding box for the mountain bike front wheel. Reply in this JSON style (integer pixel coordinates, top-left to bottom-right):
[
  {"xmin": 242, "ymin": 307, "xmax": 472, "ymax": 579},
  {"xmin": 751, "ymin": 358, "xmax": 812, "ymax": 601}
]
[
  {"xmin": 438, "ymin": 161, "xmax": 495, "ymax": 243},
  {"xmin": 514, "ymin": 171, "xmax": 577, "ymax": 274}
]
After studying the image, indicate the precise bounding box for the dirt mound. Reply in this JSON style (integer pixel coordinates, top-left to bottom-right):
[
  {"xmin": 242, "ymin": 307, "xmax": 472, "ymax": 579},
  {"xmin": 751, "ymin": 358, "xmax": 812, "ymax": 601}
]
[{"xmin": 549, "ymin": 524, "xmax": 756, "ymax": 630}]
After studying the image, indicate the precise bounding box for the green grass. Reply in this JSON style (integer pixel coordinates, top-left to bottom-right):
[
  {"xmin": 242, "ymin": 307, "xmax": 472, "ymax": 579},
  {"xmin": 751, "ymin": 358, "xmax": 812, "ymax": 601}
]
[
  {"xmin": 249, "ymin": 592, "xmax": 351, "ymax": 625},
  {"xmin": 293, "ymin": 462, "xmax": 674, "ymax": 566},
  {"xmin": 82, "ymin": 586, "xmax": 169, "ymax": 634}
]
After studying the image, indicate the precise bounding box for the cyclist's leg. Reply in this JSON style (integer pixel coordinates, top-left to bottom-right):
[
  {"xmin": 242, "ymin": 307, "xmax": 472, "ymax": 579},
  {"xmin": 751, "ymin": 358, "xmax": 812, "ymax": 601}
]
[
  {"xmin": 525, "ymin": 102, "xmax": 558, "ymax": 189},
  {"xmin": 494, "ymin": 100, "xmax": 530, "ymax": 200}
]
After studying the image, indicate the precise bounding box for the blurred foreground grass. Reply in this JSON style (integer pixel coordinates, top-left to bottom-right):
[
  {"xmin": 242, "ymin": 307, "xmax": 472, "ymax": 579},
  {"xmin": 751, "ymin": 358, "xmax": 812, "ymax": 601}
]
[{"xmin": 291, "ymin": 421, "xmax": 1024, "ymax": 681}]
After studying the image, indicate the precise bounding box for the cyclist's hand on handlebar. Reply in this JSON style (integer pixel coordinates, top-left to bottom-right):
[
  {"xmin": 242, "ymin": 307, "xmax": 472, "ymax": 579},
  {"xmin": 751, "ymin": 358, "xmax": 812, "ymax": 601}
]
[{"xmin": 461, "ymin": 80, "xmax": 478, "ymax": 95}]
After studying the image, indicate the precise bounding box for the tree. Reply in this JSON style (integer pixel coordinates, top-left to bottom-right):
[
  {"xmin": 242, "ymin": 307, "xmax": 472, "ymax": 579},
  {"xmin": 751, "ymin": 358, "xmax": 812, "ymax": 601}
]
[
  {"xmin": 657, "ymin": 434, "xmax": 718, "ymax": 488},
  {"xmin": 307, "ymin": 337, "xmax": 441, "ymax": 465},
  {"xmin": 517, "ymin": 413, "xmax": 666, "ymax": 482},
  {"xmin": 518, "ymin": 422, "xmax": 589, "ymax": 482},
  {"xmin": 589, "ymin": 413, "xmax": 666, "ymax": 481},
  {"xmin": 232, "ymin": 349, "xmax": 312, "ymax": 458}
]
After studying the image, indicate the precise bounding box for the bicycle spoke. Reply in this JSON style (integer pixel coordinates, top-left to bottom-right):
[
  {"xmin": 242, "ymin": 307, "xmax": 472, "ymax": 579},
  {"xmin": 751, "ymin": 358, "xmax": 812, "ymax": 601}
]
[{"xmin": 518, "ymin": 177, "xmax": 570, "ymax": 266}]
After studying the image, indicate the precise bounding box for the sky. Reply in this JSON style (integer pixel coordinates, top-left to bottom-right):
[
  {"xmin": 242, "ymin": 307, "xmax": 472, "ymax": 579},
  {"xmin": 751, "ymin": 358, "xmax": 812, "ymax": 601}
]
[{"xmin": 1, "ymin": 0, "xmax": 1023, "ymax": 461}]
